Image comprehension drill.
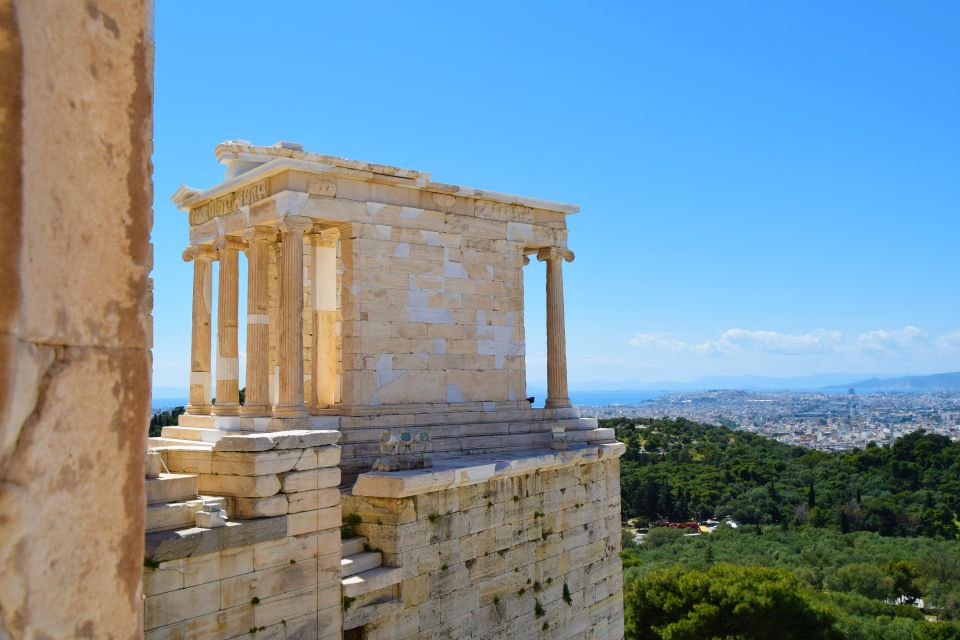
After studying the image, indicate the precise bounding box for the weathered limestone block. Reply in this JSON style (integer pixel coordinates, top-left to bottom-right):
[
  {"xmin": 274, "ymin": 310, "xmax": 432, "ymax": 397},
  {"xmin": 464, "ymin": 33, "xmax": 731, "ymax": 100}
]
[
  {"xmin": 181, "ymin": 546, "xmax": 254, "ymax": 588},
  {"xmin": 252, "ymin": 530, "xmax": 329, "ymax": 571},
  {"xmin": 281, "ymin": 467, "xmax": 341, "ymax": 493},
  {"xmin": 143, "ymin": 559, "xmax": 185, "ymax": 597},
  {"xmin": 197, "ymin": 473, "xmax": 281, "ymax": 498},
  {"xmin": 213, "ymin": 429, "xmax": 341, "ymax": 452},
  {"xmin": 287, "ymin": 487, "xmax": 340, "ymax": 514},
  {"xmin": 144, "ymin": 581, "xmax": 220, "ymax": 630},
  {"xmin": 220, "ymin": 560, "xmax": 318, "ymax": 609},
  {"xmin": 342, "ymin": 495, "xmax": 418, "ymax": 525},
  {"xmin": 209, "ymin": 449, "xmax": 303, "ymax": 475},
  {"xmin": 294, "ymin": 445, "xmax": 342, "ymax": 470},
  {"xmin": 287, "ymin": 505, "xmax": 342, "ymax": 536},
  {"xmin": 254, "ymin": 585, "xmax": 317, "ymax": 628},
  {"xmin": 230, "ymin": 494, "xmax": 289, "ymax": 518},
  {"xmin": 145, "ymin": 518, "xmax": 288, "ymax": 563}
]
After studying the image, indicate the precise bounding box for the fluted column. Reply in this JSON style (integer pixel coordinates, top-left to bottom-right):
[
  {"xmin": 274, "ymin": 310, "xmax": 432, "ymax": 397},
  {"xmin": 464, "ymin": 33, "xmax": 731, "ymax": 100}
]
[
  {"xmin": 183, "ymin": 245, "xmax": 217, "ymax": 415},
  {"xmin": 241, "ymin": 226, "xmax": 275, "ymax": 416},
  {"xmin": 274, "ymin": 217, "xmax": 313, "ymax": 419},
  {"xmin": 213, "ymin": 236, "xmax": 244, "ymax": 416},
  {"xmin": 537, "ymin": 247, "xmax": 574, "ymax": 409}
]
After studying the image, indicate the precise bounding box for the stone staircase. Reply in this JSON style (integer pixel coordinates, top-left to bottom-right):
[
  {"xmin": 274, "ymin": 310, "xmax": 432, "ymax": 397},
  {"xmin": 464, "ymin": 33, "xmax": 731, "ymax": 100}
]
[
  {"xmin": 341, "ymin": 536, "xmax": 404, "ymax": 631},
  {"xmin": 144, "ymin": 466, "xmax": 225, "ymax": 533},
  {"xmin": 340, "ymin": 536, "xmax": 403, "ymax": 599}
]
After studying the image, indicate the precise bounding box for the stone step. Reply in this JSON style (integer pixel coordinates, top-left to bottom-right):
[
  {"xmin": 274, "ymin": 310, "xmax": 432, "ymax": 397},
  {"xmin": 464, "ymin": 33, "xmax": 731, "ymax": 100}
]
[
  {"xmin": 341, "ymin": 566, "xmax": 404, "ymax": 598},
  {"xmin": 339, "ymin": 419, "xmax": 581, "ymax": 444},
  {"xmin": 567, "ymin": 427, "xmax": 616, "ymax": 443},
  {"xmin": 341, "ymin": 551, "xmax": 382, "ymax": 578},
  {"xmin": 146, "ymin": 498, "xmax": 203, "ymax": 533},
  {"xmin": 148, "ymin": 436, "xmax": 214, "ymax": 450},
  {"xmin": 160, "ymin": 426, "xmax": 230, "ymax": 443},
  {"xmin": 145, "ymin": 473, "xmax": 198, "ymax": 505},
  {"xmin": 577, "ymin": 417, "xmax": 599, "ymax": 430},
  {"xmin": 145, "ymin": 496, "xmax": 225, "ymax": 533},
  {"xmin": 341, "ymin": 536, "xmax": 368, "ymax": 557}
]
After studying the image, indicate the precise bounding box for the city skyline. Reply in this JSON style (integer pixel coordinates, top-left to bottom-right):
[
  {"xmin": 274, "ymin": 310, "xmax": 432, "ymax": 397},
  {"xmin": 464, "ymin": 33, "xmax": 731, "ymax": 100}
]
[{"xmin": 151, "ymin": 2, "xmax": 959, "ymax": 390}]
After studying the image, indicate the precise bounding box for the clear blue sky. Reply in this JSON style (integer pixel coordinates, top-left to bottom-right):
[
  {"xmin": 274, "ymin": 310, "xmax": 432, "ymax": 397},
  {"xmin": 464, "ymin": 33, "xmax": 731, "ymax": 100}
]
[{"xmin": 152, "ymin": 2, "xmax": 959, "ymax": 392}]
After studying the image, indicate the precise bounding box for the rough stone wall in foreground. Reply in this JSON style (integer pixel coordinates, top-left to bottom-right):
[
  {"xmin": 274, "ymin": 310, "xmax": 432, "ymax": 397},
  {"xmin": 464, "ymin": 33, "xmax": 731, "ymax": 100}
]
[
  {"xmin": 343, "ymin": 459, "xmax": 625, "ymax": 639},
  {"xmin": 0, "ymin": 1, "xmax": 153, "ymax": 638}
]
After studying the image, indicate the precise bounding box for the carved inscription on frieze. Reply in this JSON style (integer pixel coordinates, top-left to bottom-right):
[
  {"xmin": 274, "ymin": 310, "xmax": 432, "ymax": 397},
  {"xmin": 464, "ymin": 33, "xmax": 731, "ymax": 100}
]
[
  {"xmin": 475, "ymin": 200, "xmax": 532, "ymax": 218},
  {"xmin": 189, "ymin": 178, "xmax": 270, "ymax": 225}
]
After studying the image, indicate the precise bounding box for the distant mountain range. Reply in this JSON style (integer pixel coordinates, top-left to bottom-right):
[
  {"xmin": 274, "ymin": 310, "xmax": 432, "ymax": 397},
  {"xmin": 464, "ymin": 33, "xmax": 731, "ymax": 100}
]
[
  {"xmin": 559, "ymin": 373, "xmax": 898, "ymax": 392},
  {"xmin": 552, "ymin": 371, "xmax": 960, "ymax": 401},
  {"xmin": 826, "ymin": 371, "xmax": 960, "ymax": 392}
]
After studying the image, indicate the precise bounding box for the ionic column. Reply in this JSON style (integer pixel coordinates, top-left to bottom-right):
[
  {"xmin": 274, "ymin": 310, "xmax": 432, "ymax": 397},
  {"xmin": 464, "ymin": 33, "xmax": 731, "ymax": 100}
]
[
  {"xmin": 311, "ymin": 228, "xmax": 339, "ymax": 410},
  {"xmin": 273, "ymin": 217, "xmax": 313, "ymax": 419},
  {"xmin": 537, "ymin": 247, "xmax": 575, "ymax": 409},
  {"xmin": 241, "ymin": 226, "xmax": 275, "ymax": 416},
  {"xmin": 213, "ymin": 236, "xmax": 244, "ymax": 416},
  {"xmin": 183, "ymin": 245, "xmax": 217, "ymax": 415}
]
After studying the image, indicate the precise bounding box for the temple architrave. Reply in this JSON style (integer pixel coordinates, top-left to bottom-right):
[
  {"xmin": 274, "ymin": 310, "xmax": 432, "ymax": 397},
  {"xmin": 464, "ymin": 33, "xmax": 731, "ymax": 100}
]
[{"xmin": 144, "ymin": 141, "xmax": 625, "ymax": 640}]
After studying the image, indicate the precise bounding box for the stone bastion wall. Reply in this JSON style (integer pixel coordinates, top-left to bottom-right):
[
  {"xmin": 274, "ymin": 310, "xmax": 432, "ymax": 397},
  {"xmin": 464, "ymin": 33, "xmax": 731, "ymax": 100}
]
[
  {"xmin": 143, "ymin": 433, "xmax": 624, "ymax": 640},
  {"xmin": 342, "ymin": 451, "xmax": 625, "ymax": 639}
]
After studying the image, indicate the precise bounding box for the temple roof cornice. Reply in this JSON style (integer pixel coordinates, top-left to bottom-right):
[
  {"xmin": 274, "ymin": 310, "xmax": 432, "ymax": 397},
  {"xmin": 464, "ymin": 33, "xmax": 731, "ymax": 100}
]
[{"xmin": 173, "ymin": 142, "xmax": 580, "ymax": 216}]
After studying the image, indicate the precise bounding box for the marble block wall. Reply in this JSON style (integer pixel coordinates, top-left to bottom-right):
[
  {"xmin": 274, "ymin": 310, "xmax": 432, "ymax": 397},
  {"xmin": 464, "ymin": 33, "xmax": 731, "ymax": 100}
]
[{"xmin": 342, "ymin": 458, "xmax": 625, "ymax": 640}]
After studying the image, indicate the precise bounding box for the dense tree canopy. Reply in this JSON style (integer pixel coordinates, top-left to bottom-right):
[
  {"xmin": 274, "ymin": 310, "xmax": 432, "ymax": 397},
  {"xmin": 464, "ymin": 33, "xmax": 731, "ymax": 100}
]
[
  {"xmin": 615, "ymin": 418, "xmax": 960, "ymax": 639},
  {"xmin": 621, "ymin": 526, "xmax": 960, "ymax": 639},
  {"xmin": 609, "ymin": 417, "xmax": 960, "ymax": 538},
  {"xmin": 625, "ymin": 562, "xmax": 840, "ymax": 640}
]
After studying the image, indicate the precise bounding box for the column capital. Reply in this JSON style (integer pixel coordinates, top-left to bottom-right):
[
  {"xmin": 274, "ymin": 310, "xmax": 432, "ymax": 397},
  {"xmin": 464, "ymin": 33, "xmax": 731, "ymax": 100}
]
[
  {"xmin": 182, "ymin": 245, "xmax": 218, "ymax": 262},
  {"xmin": 214, "ymin": 235, "xmax": 246, "ymax": 252},
  {"xmin": 536, "ymin": 247, "xmax": 574, "ymax": 263},
  {"xmin": 276, "ymin": 215, "xmax": 314, "ymax": 234},
  {"xmin": 310, "ymin": 226, "xmax": 340, "ymax": 248},
  {"xmin": 241, "ymin": 225, "xmax": 278, "ymax": 243}
]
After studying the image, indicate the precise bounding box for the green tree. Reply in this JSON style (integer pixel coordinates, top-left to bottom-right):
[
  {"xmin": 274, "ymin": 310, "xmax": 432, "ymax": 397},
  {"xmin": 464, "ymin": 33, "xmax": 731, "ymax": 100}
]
[
  {"xmin": 645, "ymin": 527, "xmax": 685, "ymax": 548},
  {"xmin": 624, "ymin": 563, "xmax": 839, "ymax": 640}
]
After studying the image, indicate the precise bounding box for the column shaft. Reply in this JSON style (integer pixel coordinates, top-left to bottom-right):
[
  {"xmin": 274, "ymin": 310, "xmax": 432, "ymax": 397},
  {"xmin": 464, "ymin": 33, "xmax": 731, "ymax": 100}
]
[
  {"xmin": 311, "ymin": 230, "xmax": 339, "ymax": 409},
  {"xmin": 185, "ymin": 247, "xmax": 215, "ymax": 414},
  {"xmin": 274, "ymin": 218, "xmax": 311, "ymax": 418},
  {"xmin": 241, "ymin": 227, "xmax": 274, "ymax": 416},
  {"xmin": 213, "ymin": 237, "xmax": 242, "ymax": 416},
  {"xmin": 538, "ymin": 247, "xmax": 574, "ymax": 409}
]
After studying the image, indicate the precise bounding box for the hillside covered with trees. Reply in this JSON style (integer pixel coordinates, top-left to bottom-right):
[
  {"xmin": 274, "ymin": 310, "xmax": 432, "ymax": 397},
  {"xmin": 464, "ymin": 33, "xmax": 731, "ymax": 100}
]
[
  {"xmin": 608, "ymin": 418, "xmax": 960, "ymax": 639},
  {"xmin": 609, "ymin": 417, "xmax": 960, "ymax": 538}
]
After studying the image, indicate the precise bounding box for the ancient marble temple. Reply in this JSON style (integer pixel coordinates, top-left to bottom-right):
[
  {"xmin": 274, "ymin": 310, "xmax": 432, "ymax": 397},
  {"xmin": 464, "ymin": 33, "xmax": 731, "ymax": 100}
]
[{"xmin": 145, "ymin": 141, "xmax": 624, "ymax": 640}]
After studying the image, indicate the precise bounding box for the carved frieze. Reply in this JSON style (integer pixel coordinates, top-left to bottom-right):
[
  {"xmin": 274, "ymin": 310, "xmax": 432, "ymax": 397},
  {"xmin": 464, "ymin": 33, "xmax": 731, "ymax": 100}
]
[
  {"xmin": 189, "ymin": 178, "xmax": 270, "ymax": 225},
  {"xmin": 431, "ymin": 192, "xmax": 456, "ymax": 209},
  {"xmin": 308, "ymin": 178, "xmax": 337, "ymax": 197}
]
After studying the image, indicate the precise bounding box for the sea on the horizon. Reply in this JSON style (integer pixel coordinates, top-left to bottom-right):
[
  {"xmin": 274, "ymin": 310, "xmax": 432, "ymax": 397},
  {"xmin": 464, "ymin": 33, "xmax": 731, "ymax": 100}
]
[
  {"xmin": 152, "ymin": 397, "xmax": 188, "ymax": 411},
  {"xmin": 152, "ymin": 390, "xmax": 664, "ymax": 412}
]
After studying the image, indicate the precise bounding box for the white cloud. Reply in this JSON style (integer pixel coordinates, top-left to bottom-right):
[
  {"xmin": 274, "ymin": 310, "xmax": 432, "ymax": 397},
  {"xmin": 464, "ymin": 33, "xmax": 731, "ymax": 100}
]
[
  {"xmin": 854, "ymin": 326, "xmax": 926, "ymax": 352},
  {"xmin": 629, "ymin": 326, "xmax": 958, "ymax": 357},
  {"xmin": 937, "ymin": 331, "xmax": 960, "ymax": 349}
]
